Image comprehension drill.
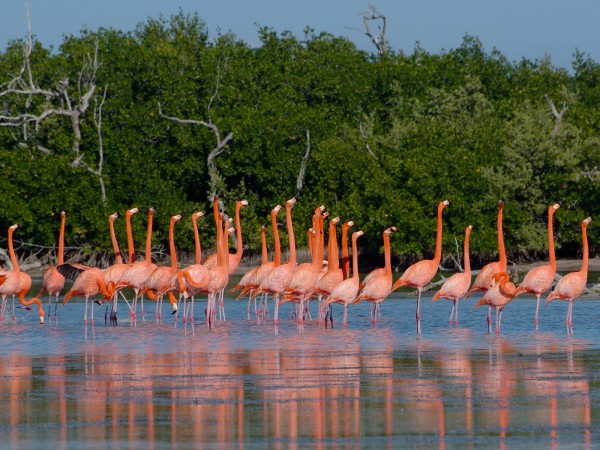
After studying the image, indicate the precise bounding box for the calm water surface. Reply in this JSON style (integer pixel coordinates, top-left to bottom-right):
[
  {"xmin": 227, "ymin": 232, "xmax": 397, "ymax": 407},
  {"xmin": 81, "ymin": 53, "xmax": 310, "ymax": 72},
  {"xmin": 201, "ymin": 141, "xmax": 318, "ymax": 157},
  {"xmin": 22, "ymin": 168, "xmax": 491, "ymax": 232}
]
[{"xmin": 1, "ymin": 278, "xmax": 599, "ymax": 449}]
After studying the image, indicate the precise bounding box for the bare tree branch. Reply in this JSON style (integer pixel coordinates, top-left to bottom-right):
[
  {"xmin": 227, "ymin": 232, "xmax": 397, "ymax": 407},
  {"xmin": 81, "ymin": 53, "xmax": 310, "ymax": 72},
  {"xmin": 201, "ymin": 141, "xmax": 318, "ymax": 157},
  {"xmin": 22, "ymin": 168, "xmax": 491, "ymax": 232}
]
[
  {"xmin": 158, "ymin": 61, "xmax": 233, "ymax": 200},
  {"xmin": 346, "ymin": 3, "xmax": 388, "ymax": 56},
  {"xmin": 545, "ymin": 94, "xmax": 568, "ymax": 138},
  {"xmin": 296, "ymin": 128, "xmax": 311, "ymax": 197},
  {"xmin": 358, "ymin": 114, "xmax": 378, "ymax": 161}
]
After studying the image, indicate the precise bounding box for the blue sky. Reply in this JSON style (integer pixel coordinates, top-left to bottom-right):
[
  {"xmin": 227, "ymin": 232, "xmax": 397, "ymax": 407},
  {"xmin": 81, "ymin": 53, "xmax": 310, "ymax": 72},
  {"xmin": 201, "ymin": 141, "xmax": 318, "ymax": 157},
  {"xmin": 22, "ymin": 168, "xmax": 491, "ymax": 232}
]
[{"xmin": 2, "ymin": 0, "xmax": 599, "ymax": 70}]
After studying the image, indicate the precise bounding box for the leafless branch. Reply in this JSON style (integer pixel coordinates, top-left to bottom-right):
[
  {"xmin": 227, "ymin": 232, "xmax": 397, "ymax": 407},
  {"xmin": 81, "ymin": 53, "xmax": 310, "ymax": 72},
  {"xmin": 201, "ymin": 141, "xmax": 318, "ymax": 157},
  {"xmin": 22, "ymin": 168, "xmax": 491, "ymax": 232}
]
[
  {"xmin": 346, "ymin": 3, "xmax": 388, "ymax": 56},
  {"xmin": 158, "ymin": 61, "xmax": 233, "ymax": 200},
  {"xmin": 358, "ymin": 114, "xmax": 378, "ymax": 161},
  {"xmin": 545, "ymin": 94, "xmax": 567, "ymax": 138},
  {"xmin": 296, "ymin": 129, "xmax": 311, "ymax": 197}
]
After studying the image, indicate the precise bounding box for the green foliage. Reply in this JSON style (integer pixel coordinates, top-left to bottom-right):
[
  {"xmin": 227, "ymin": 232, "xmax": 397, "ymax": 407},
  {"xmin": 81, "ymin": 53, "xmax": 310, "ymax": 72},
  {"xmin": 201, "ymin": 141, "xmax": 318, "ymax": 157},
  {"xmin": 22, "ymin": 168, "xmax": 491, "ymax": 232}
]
[{"xmin": 0, "ymin": 12, "xmax": 597, "ymax": 267}]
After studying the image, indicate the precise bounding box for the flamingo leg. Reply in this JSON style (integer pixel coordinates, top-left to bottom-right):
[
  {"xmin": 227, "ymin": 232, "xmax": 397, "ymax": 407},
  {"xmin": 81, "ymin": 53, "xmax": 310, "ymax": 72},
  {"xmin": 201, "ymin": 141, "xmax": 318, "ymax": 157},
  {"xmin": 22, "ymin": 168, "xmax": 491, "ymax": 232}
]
[
  {"xmin": 83, "ymin": 295, "xmax": 89, "ymax": 325},
  {"xmin": 535, "ymin": 293, "xmax": 541, "ymax": 330},
  {"xmin": 54, "ymin": 293, "xmax": 59, "ymax": 321},
  {"xmin": 416, "ymin": 288, "xmax": 422, "ymax": 335},
  {"xmin": 487, "ymin": 306, "xmax": 492, "ymax": 334},
  {"xmin": 342, "ymin": 304, "xmax": 348, "ymax": 328},
  {"xmin": 449, "ymin": 302, "xmax": 455, "ymax": 325},
  {"xmin": 298, "ymin": 297, "xmax": 305, "ymax": 333},
  {"xmin": 273, "ymin": 295, "xmax": 280, "ymax": 335},
  {"xmin": 455, "ymin": 300, "xmax": 459, "ymax": 325}
]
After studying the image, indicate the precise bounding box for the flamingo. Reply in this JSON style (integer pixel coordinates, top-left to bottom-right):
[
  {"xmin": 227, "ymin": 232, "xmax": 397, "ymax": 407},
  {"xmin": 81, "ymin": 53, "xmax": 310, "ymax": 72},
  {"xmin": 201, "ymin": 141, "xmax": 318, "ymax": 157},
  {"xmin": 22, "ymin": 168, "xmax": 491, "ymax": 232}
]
[
  {"xmin": 177, "ymin": 212, "xmax": 211, "ymax": 323},
  {"xmin": 60, "ymin": 264, "xmax": 116, "ymax": 325},
  {"xmin": 235, "ymin": 205, "xmax": 282, "ymax": 319},
  {"xmin": 142, "ymin": 214, "xmax": 182, "ymax": 321},
  {"xmin": 392, "ymin": 200, "xmax": 449, "ymax": 334},
  {"xmin": 355, "ymin": 227, "xmax": 397, "ymax": 324},
  {"xmin": 281, "ymin": 205, "xmax": 325, "ymax": 332},
  {"xmin": 117, "ymin": 207, "xmax": 158, "ymax": 322},
  {"xmin": 545, "ymin": 217, "xmax": 592, "ymax": 333},
  {"xmin": 0, "ymin": 225, "xmax": 45, "ymax": 325},
  {"xmin": 473, "ymin": 272, "xmax": 517, "ymax": 335},
  {"xmin": 204, "ymin": 213, "xmax": 233, "ymax": 329},
  {"xmin": 251, "ymin": 198, "xmax": 297, "ymax": 334},
  {"xmin": 322, "ymin": 230, "xmax": 364, "ymax": 328},
  {"xmin": 105, "ymin": 208, "xmax": 138, "ymax": 325},
  {"xmin": 313, "ymin": 217, "xmax": 344, "ymax": 321},
  {"xmin": 465, "ymin": 200, "xmax": 506, "ymax": 332},
  {"xmin": 37, "ymin": 211, "xmax": 66, "ymax": 321},
  {"xmin": 204, "ymin": 199, "xmax": 248, "ymax": 321},
  {"xmin": 514, "ymin": 203, "xmax": 560, "ymax": 329},
  {"xmin": 432, "ymin": 225, "xmax": 473, "ymax": 325}
]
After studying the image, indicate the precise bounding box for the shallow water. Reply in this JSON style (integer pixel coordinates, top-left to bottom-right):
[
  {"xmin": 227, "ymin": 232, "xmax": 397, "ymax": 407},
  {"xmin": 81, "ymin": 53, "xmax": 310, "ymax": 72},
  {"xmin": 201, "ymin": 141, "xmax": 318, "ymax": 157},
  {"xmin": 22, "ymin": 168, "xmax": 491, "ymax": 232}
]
[{"xmin": 1, "ymin": 282, "xmax": 599, "ymax": 449}]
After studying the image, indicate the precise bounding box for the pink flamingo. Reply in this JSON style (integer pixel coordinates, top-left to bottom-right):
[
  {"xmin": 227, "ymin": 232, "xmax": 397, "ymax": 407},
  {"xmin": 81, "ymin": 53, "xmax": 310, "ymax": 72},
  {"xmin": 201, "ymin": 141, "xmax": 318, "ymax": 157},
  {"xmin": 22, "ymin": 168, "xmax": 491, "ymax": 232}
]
[
  {"xmin": 37, "ymin": 211, "xmax": 66, "ymax": 321},
  {"xmin": 465, "ymin": 200, "xmax": 506, "ymax": 332},
  {"xmin": 322, "ymin": 230, "xmax": 364, "ymax": 328},
  {"xmin": 313, "ymin": 217, "xmax": 344, "ymax": 321},
  {"xmin": 251, "ymin": 198, "xmax": 297, "ymax": 334},
  {"xmin": 0, "ymin": 225, "xmax": 45, "ymax": 325},
  {"xmin": 177, "ymin": 212, "xmax": 211, "ymax": 323},
  {"xmin": 545, "ymin": 217, "xmax": 592, "ymax": 333},
  {"xmin": 432, "ymin": 225, "xmax": 473, "ymax": 325},
  {"xmin": 236, "ymin": 205, "xmax": 282, "ymax": 319},
  {"xmin": 473, "ymin": 272, "xmax": 517, "ymax": 335},
  {"xmin": 281, "ymin": 205, "xmax": 325, "ymax": 332},
  {"xmin": 105, "ymin": 208, "xmax": 138, "ymax": 325},
  {"xmin": 205, "ymin": 211, "xmax": 233, "ymax": 329},
  {"xmin": 117, "ymin": 207, "xmax": 158, "ymax": 322},
  {"xmin": 142, "ymin": 214, "xmax": 182, "ymax": 321},
  {"xmin": 514, "ymin": 203, "xmax": 560, "ymax": 329},
  {"xmin": 392, "ymin": 200, "xmax": 449, "ymax": 334},
  {"xmin": 60, "ymin": 264, "xmax": 116, "ymax": 325},
  {"xmin": 355, "ymin": 227, "xmax": 397, "ymax": 325}
]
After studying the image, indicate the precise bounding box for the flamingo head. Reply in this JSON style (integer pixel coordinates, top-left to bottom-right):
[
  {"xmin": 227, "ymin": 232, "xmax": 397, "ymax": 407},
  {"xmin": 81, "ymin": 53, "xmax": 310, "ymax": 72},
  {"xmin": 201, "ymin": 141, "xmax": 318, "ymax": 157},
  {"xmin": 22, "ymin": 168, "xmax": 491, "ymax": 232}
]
[
  {"xmin": 9, "ymin": 224, "xmax": 18, "ymax": 231},
  {"xmin": 172, "ymin": 214, "xmax": 182, "ymax": 222},
  {"xmin": 583, "ymin": 216, "xmax": 592, "ymax": 227},
  {"xmin": 240, "ymin": 200, "xmax": 249, "ymax": 206},
  {"xmin": 110, "ymin": 212, "xmax": 118, "ymax": 221},
  {"xmin": 332, "ymin": 217, "xmax": 341, "ymax": 224},
  {"xmin": 60, "ymin": 211, "xmax": 66, "ymax": 217},
  {"xmin": 345, "ymin": 221, "xmax": 355, "ymax": 229},
  {"xmin": 498, "ymin": 199, "xmax": 504, "ymax": 208},
  {"xmin": 286, "ymin": 198, "xmax": 296, "ymax": 207},
  {"xmin": 273, "ymin": 205, "xmax": 283, "ymax": 213},
  {"xmin": 354, "ymin": 230, "xmax": 365, "ymax": 239},
  {"xmin": 552, "ymin": 203, "xmax": 560, "ymax": 211},
  {"xmin": 192, "ymin": 211, "xmax": 204, "ymax": 220},
  {"xmin": 127, "ymin": 207, "xmax": 139, "ymax": 216}
]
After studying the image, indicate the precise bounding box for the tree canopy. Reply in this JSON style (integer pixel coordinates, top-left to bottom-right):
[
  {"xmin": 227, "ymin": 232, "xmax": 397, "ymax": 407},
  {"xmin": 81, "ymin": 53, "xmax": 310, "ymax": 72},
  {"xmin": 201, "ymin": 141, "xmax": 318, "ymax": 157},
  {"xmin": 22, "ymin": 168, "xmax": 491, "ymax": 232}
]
[{"xmin": 0, "ymin": 11, "xmax": 597, "ymax": 269}]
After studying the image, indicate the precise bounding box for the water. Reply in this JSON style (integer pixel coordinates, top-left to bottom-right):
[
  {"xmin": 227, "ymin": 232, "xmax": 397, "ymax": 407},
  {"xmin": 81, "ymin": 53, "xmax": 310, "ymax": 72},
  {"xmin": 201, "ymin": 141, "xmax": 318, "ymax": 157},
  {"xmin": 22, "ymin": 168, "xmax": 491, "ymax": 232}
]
[{"xmin": 1, "ymin": 280, "xmax": 599, "ymax": 449}]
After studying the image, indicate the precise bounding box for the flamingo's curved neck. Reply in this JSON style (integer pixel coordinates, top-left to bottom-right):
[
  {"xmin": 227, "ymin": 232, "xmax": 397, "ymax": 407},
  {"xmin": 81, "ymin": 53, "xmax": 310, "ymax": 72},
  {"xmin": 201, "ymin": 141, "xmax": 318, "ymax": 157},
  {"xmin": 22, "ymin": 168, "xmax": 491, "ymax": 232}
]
[
  {"xmin": 548, "ymin": 207, "xmax": 557, "ymax": 270},
  {"xmin": 260, "ymin": 227, "xmax": 268, "ymax": 265},
  {"xmin": 126, "ymin": 213, "xmax": 135, "ymax": 263},
  {"xmin": 341, "ymin": 225, "xmax": 350, "ymax": 279},
  {"xmin": 497, "ymin": 204, "xmax": 506, "ymax": 269},
  {"xmin": 286, "ymin": 203, "xmax": 296, "ymax": 266},
  {"xmin": 433, "ymin": 203, "xmax": 446, "ymax": 265},
  {"xmin": 169, "ymin": 217, "xmax": 178, "ymax": 270},
  {"xmin": 235, "ymin": 202, "xmax": 243, "ymax": 259},
  {"xmin": 192, "ymin": 217, "xmax": 201, "ymax": 265},
  {"xmin": 464, "ymin": 229, "xmax": 471, "ymax": 276},
  {"xmin": 8, "ymin": 227, "xmax": 19, "ymax": 275},
  {"xmin": 109, "ymin": 217, "xmax": 123, "ymax": 265},
  {"xmin": 328, "ymin": 221, "xmax": 339, "ymax": 271},
  {"xmin": 58, "ymin": 213, "xmax": 66, "ymax": 265},
  {"xmin": 384, "ymin": 233, "xmax": 392, "ymax": 278},
  {"xmin": 351, "ymin": 234, "xmax": 360, "ymax": 280},
  {"xmin": 144, "ymin": 211, "xmax": 154, "ymax": 264},
  {"xmin": 581, "ymin": 222, "xmax": 589, "ymax": 275},
  {"xmin": 271, "ymin": 210, "xmax": 281, "ymax": 266}
]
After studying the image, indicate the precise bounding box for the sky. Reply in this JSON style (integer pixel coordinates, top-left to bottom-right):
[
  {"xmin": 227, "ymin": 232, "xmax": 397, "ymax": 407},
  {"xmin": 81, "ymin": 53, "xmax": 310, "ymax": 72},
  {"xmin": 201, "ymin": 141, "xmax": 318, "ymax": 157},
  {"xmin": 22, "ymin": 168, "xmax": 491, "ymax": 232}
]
[{"xmin": 2, "ymin": 0, "xmax": 599, "ymax": 71}]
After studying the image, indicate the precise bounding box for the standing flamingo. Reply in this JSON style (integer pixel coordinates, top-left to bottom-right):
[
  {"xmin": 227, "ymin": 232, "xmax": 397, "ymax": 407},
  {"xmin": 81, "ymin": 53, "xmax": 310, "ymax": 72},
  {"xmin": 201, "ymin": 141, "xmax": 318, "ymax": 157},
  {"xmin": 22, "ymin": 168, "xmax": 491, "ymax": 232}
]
[
  {"xmin": 37, "ymin": 211, "xmax": 66, "ymax": 321},
  {"xmin": 514, "ymin": 203, "xmax": 560, "ymax": 329},
  {"xmin": 142, "ymin": 214, "xmax": 182, "ymax": 321},
  {"xmin": 322, "ymin": 230, "xmax": 364, "ymax": 328},
  {"xmin": 465, "ymin": 200, "xmax": 506, "ymax": 332},
  {"xmin": 177, "ymin": 212, "xmax": 211, "ymax": 323},
  {"xmin": 355, "ymin": 227, "xmax": 397, "ymax": 324},
  {"xmin": 105, "ymin": 208, "xmax": 138, "ymax": 325},
  {"xmin": 205, "ymin": 217, "xmax": 233, "ymax": 329},
  {"xmin": 235, "ymin": 205, "xmax": 282, "ymax": 319},
  {"xmin": 60, "ymin": 264, "xmax": 116, "ymax": 325},
  {"xmin": 204, "ymin": 199, "xmax": 248, "ymax": 321},
  {"xmin": 0, "ymin": 225, "xmax": 45, "ymax": 325},
  {"xmin": 313, "ymin": 217, "xmax": 343, "ymax": 321},
  {"xmin": 545, "ymin": 217, "xmax": 592, "ymax": 334},
  {"xmin": 473, "ymin": 272, "xmax": 517, "ymax": 335},
  {"xmin": 432, "ymin": 225, "xmax": 473, "ymax": 325},
  {"xmin": 282, "ymin": 205, "xmax": 325, "ymax": 332},
  {"xmin": 251, "ymin": 198, "xmax": 297, "ymax": 334},
  {"xmin": 392, "ymin": 200, "xmax": 449, "ymax": 334},
  {"xmin": 117, "ymin": 207, "xmax": 158, "ymax": 322}
]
